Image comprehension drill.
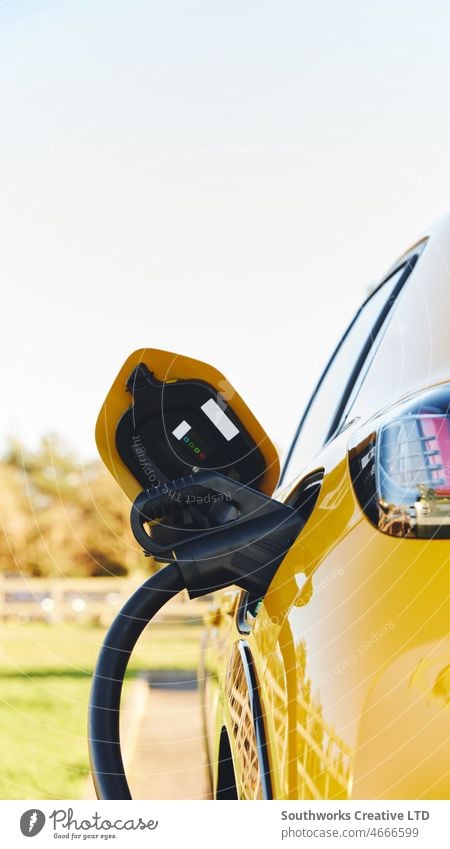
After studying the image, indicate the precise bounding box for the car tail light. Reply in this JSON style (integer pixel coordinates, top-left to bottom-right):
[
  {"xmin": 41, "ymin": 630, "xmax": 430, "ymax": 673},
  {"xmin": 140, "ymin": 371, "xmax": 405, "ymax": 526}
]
[{"xmin": 348, "ymin": 384, "xmax": 450, "ymax": 539}]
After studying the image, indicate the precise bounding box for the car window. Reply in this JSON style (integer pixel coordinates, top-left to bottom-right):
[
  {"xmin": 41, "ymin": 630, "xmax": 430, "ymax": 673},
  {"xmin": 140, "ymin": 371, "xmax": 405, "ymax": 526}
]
[{"xmin": 280, "ymin": 260, "xmax": 417, "ymax": 485}]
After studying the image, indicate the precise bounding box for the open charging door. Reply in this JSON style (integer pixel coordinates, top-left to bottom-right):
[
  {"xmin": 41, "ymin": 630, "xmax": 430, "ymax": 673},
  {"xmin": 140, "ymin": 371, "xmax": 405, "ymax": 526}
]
[{"xmin": 96, "ymin": 348, "xmax": 280, "ymax": 504}]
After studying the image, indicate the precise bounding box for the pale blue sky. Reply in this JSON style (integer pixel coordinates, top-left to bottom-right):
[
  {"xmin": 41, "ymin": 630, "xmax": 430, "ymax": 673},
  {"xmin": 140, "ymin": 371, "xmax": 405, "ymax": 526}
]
[{"xmin": 2, "ymin": 0, "xmax": 450, "ymax": 463}]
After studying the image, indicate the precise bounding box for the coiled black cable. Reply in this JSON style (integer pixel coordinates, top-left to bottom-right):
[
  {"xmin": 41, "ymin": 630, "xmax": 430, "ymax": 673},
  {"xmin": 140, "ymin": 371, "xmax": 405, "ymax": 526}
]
[{"xmin": 88, "ymin": 562, "xmax": 185, "ymax": 799}]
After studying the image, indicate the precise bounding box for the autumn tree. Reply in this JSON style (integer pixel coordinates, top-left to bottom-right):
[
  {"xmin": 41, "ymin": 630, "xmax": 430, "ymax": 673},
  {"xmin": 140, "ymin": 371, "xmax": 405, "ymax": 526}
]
[{"xmin": 0, "ymin": 436, "xmax": 149, "ymax": 577}]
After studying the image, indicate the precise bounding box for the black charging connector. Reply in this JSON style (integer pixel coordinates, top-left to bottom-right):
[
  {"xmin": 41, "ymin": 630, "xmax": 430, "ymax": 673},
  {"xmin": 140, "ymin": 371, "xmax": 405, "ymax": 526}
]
[
  {"xmin": 130, "ymin": 470, "xmax": 302, "ymax": 597},
  {"xmin": 89, "ymin": 472, "xmax": 302, "ymax": 799}
]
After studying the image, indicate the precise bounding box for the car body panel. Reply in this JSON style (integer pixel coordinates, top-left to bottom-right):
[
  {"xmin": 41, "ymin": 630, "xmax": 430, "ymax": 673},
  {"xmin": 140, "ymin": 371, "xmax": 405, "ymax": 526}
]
[{"xmin": 200, "ymin": 213, "xmax": 450, "ymax": 801}]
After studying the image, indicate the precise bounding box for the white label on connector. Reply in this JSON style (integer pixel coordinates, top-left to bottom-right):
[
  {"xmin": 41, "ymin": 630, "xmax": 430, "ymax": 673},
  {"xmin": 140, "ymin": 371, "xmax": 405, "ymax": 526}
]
[
  {"xmin": 172, "ymin": 420, "xmax": 191, "ymax": 440},
  {"xmin": 200, "ymin": 399, "xmax": 239, "ymax": 441}
]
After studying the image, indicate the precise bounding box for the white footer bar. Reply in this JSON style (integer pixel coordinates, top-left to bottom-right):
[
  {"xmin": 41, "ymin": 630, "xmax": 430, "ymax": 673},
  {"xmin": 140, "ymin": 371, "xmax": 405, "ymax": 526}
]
[{"xmin": 2, "ymin": 799, "xmax": 449, "ymax": 848}]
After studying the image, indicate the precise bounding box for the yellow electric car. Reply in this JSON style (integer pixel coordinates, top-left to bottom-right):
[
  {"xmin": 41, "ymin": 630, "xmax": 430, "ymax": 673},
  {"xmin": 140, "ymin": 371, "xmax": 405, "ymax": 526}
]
[
  {"xmin": 198, "ymin": 214, "xmax": 450, "ymax": 801},
  {"xmin": 91, "ymin": 214, "xmax": 450, "ymax": 802}
]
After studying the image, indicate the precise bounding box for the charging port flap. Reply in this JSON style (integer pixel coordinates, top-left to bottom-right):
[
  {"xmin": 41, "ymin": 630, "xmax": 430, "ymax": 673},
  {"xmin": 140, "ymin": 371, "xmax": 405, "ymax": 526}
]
[{"xmin": 96, "ymin": 348, "xmax": 280, "ymax": 501}]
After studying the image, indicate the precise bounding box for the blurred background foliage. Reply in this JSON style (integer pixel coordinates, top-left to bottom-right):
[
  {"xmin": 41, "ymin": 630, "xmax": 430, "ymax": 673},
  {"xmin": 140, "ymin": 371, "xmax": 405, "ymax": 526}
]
[{"xmin": 0, "ymin": 436, "xmax": 145, "ymax": 577}]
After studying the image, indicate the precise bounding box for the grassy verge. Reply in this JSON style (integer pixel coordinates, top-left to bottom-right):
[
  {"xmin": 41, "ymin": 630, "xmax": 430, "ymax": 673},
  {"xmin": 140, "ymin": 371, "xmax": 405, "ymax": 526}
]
[{"xmin": 0, "ymin": 619, "xmax": 202, "ymax": 799}]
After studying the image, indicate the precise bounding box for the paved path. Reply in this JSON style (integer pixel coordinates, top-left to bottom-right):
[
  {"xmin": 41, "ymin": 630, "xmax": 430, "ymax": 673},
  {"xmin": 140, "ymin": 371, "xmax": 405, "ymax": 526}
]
[{"xmin": 86, "ymin": 670, "xmax": 209, "ymax": 800}]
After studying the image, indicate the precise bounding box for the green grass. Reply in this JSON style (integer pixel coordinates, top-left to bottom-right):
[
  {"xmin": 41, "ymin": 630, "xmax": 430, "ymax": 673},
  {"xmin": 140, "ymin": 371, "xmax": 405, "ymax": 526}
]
[{"xmin": 0, "ymin": 619, "xmax": 202, "ymax": 799}]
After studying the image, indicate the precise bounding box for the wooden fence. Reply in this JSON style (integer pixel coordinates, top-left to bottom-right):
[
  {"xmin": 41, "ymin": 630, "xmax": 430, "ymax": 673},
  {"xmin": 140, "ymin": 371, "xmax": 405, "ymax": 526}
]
[{"xmin": 0, "ymin": 575, "xmax": 209, "ymax": 625}]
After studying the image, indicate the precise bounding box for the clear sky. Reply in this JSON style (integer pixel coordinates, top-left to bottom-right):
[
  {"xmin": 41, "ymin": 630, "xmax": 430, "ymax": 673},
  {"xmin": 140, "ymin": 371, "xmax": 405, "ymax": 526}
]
[{"xmin": 2, "ymin": 0, "xmax": 450, "ymax": 465}]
